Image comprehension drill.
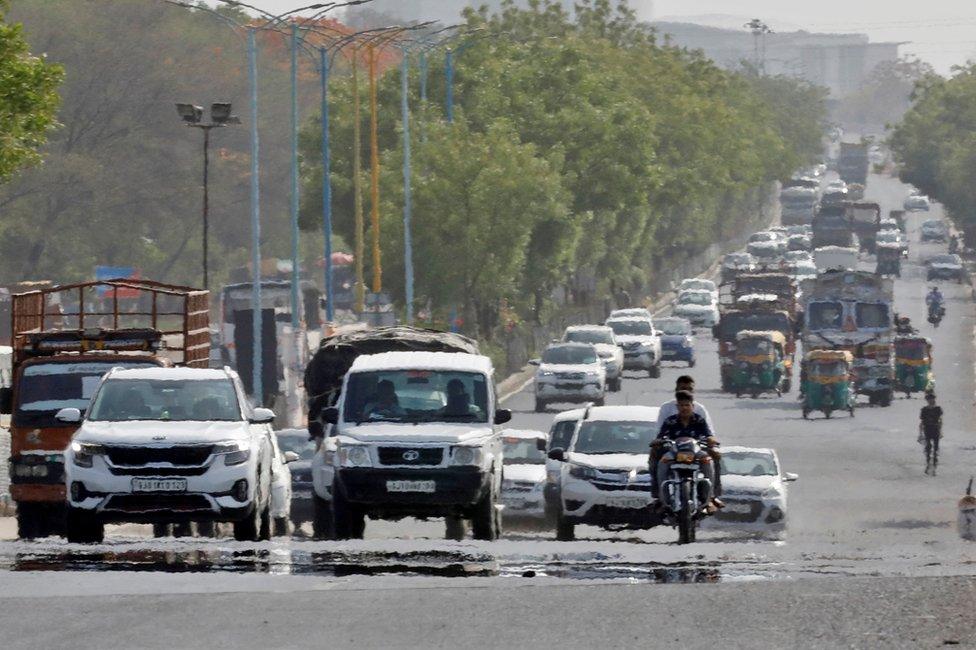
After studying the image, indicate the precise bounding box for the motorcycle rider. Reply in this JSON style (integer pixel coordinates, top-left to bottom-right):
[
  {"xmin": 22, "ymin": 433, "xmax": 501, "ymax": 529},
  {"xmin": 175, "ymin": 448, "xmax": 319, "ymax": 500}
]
[
  {"xmin": 656, "ymin": 376, "xmax": 721, "ymax": 497},
  {"xmin": 926, "ymin": 286, "xmax": 945, "ymax": 320},
  {"xmin": 650, "ymin": 390, "xmax": 722, "ymax": 513}
]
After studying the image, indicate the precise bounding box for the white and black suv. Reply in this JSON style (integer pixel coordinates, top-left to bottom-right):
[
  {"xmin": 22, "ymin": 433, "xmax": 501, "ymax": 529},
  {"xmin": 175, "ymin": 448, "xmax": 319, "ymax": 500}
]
[
  {"xmin": 562, "ymin": 325, "xmax": 624, "ymax": 391},
  {"xmin": 61, "ymin": 367, "xmax": 278, "ymax": 543},
  {"xmin": 532, "ymin": 343, "xmax": 606, "ymax": 412},
  {"xmin": 605, "ymin": 317, "xmax": 662, "ymax": 378}
]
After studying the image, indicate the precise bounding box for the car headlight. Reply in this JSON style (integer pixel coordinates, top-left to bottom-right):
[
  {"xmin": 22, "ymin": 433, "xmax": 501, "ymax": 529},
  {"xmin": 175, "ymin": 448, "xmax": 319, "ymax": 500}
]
[
  {"xmin": 568, "ymin": 464, "xmax": 598, "ymax": 480},
  {"xmin": 683, "ymin": 337, "xmax": 693, "ymax": 348},
  {"xmin": 338, "ymin": 444, "xmax": 372, "ymax": 468},
  {"xmin": 539, "ymin": 370, "xmax": 554, "ymax": 377},
  {"xmin": 450, "ymin": 446, "xmax": 483, "ymax": 466},
  {"xmin": 70, "ymin": 441, "xmax": 104, "ymax": 468},
  {"xmin": 761, "ymin": 486, "xmax": 782, "ymax": 500},
  {"xmin": 584, "ymin": 370, "xmax": 599, "ymax": 377},
  {"xmin": 215, "ymin": 440, "xmax": 252, "ymax": 466}
]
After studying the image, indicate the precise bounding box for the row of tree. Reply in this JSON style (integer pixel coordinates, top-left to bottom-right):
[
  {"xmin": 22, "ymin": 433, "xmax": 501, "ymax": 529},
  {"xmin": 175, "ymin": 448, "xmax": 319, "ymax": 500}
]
[
  {"xmin": 889, "ymin": 63, "xmax": 976, "ymax": 243},
  {"xmin": 298, "ymin": 0, "xmax": 826, "ymax": 335}
]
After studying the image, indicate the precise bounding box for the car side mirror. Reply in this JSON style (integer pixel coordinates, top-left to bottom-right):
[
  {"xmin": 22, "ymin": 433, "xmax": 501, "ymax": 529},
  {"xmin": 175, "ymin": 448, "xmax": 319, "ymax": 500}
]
[
  {"xmin": 283, "ymin": 451, "xmax": 300, "ymax": 464},
  {"xmin": 783, "ymin": 472, "xmax": 799, "ymax": 482},
  {"xmin": 322, "ymin": 407, "xmax": 339, "ymax": 425},
  {"xmin": 55, "ymin": 407, "xmax": 82, "ymax": 424},
  {"xmin": 0, "ymin": 386, "xmax": 11, "ymax": 415},
  {"xmin": 536, "ymin": 437, "xmax": 547, "ymax": 452},
  {"xmin": 528, "ymin": 359, "xmax": 540, "ymax": 366},
  {"xmin": 250, "ymin": 407, "xmax": 275, "ymax": 424},
  {"xmin": 494, "ymin": 409, "xmax": 512, "ymax": 425},
  {"xmin": 548, "ymin": 448, "xmax": 565, "ymax": 462}
]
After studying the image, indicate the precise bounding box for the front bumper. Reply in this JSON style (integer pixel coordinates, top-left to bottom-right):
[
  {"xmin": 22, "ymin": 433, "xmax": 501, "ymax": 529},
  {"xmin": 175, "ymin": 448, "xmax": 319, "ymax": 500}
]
[
  {"xmin": 661, "ymin": 344, "xmax": 694, "ymax": 362},
  {"xmin": 704, "ymin": 495, "xmax": 786, "ymax": 532},
  {"xmin": 560, "ymin": 476, "xmax": 655, "ymax": 528},
  {"xmin": 536, "ymin": 381, "xmax": 604, "ymax": 403},
  {"xmin": 674, "ymin": 312, "xmax": 716, "ymax": 327},
  {"xmin": 501, "ymin": 487, "xmax": 545, "ymax": 518},
  {"xmin": 928, "ymin": 268, "xmax": 962, "ymax": 280},
  {"xmin": 622, "ymin": 349, "xmax": 657, "ymax": 369},
  {"xmin": 337, "ymin": 466, "xmax": 490, "ymax": 516}
]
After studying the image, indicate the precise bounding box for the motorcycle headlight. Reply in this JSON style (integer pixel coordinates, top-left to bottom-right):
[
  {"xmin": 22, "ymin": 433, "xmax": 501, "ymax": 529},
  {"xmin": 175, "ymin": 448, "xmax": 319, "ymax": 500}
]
[
  {"xmin": 215, "ymin": 440, "xmax": 252, "ymax": 466},
  {"xmin": 450, "ymin": 446, "xmax": 483, "ymax": 466},
  {"xmin": 338, "ymin": 444, "xmax": 372, "ymax": 468},
  {"xmin": 70, "ymin": 441, "xmax": 104, "ymax": 468},
  {"xmin": 568, "ymin": 464, "xmax": 597, "ymax": 480}
]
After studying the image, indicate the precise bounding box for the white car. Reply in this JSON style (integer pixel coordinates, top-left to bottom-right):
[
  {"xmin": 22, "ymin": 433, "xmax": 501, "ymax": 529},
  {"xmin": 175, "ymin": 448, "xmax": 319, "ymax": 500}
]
[
  {"xmin": 748, "ymin": 231, "xmax": 786, "ymax": 253},
  {"xmin": 904, "ymin": 193, "xmax": 930, "ymax": 212},
  {"xmin": 605, "ymin": 317, "xmax": 662, "ymax": 378},
  {"xmin": 500, "ymin": 429, "xmax": 548, "ymax": 523},
  {"xmin": 548, "ymin": 405, "xmax": 659, "ymax": 541},
  {"xmin": 61, "ymin": 367, "xmax": 281, "ymax": 543},
  {"xmin": 533, "ymin": 343, "xmax": 606, "ymax": 412},
  {"xmin": 783, "ymin": 250, "xmax": 813, "ymax": 264},
  {"xmin": 672, "ymin": 289, "xmax": 720, "ymax": 328},
  {"xmin": 608, "ymin": 307, "xmax": 653, "ymax": 322},
  {"xmin": 704, "ymin": 446, "xmax": 796, "ymax": 538},
  {"xmin": 875, "ymin": 229, "xmax": 908, "ymax": 256},
  {"xmin": 721, "ymin": 252, "xmax": 756, "ymax": 282},
  {"xmin": 563, "ymin": 325, "xmax": 624, "ymax": 392},
  {"xmin": 826, "ymin": 179, "xmax": 847, "ymax": 191},
  {"xmin": 544, "ymin": 408, "xmax": 586, "ymax": 523},
  {"xmin": 921, "ymin": 219, "xmax": 948, "ymax": 242},
  {"xmin": 678, "ymin": 278, "xmax": 718, "ymax": 302}
]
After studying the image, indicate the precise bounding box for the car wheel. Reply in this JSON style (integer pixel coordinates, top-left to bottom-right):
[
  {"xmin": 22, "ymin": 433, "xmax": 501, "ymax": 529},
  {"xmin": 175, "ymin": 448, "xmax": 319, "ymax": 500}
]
[
  {"xmin": 172, "ymin": 522, "xmax": 194, "ymax": 538},
  {"xmin": 534, "ymin": 398, "xmax": 546, "ymax": 413},
  {"xmin": 152, "ymin": 523, "xmax": 171, "ymax": 538},
  {"xmin": 445, "ymin": 515, "xmax": 467, "ymax": 541},
  {"xmin": 65, "ymin": 507, "xmax": 103, "ymax": 544},
  {"xmin": 649, "ymin": 365, "xmax": 661, "ymax": 378},
  {"xmin": 273, "ymin": 516, "xmax": 290, "ymax": 537},
  {"xmin": 688, "ymin": 358, "xmax": 696, "ymax": 368},
  {"xmin": 594, "ymin": 396, "xmax": 605, "ymax": 407},
  {"xmin": 195, "ymin": 521, "xmax": 217, "ymax": 538},
  {"xmin": 333, "ymin": 487, "xmax": 365, "ymax": 540},
  {"xmin": 16, "ymin": 503, "xmax": 41, "ymax": 540},
  {"xmin": 471, "ymin": 487, "xmax": 500, "ymax": 541},
  {"xmin": 311, "ymin": 495, "xmax": 335, "ymax": 540}
]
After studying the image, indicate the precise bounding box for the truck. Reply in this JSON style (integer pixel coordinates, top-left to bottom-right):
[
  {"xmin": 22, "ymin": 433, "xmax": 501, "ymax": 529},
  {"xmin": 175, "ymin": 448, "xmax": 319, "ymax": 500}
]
[
  {"xmin": 838, "ymin": 142, "xmax": 870, "ymax": 186},
  {"xmin": 779, "ymin": 180, "xmax": 820, "ymax": 226},
  {"xmin": 812, "ymin": 204, "xmax": 855, "ymax": 249},
  {"xmin": 304, "ymin": 326, "xmax": 511, "ymax": 540},
  {"xmin": 800, "ymin": 270, "xmax": 894, "ymax": 406},
  {"xmin": 0, "ymin": 279, "xmax": 209, "ymax": 538},
  {"xmin": 849, "ymin": 202, "xmax": 882, "ymax": 254},
  {"xmin": 814, "ymin": 246, "xmax": 859, "ymax": 273}
]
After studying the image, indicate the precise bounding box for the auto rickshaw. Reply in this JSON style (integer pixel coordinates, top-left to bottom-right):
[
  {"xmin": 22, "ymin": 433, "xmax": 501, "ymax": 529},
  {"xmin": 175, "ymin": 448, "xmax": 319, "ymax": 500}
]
[
  {"xmin": 876, "ymin": 244, "xmax": 901, "ymax": 277},
  {"xmin": 894, "ymin": 335, "xmax": 934, "ymax": 397},
  {"xmin": 731, "ymin": 330, "xmax": 790, "ymax": 398},
  {"xmin": 801, "ymin": 350, "xmax": 855, "ymax": 419}
]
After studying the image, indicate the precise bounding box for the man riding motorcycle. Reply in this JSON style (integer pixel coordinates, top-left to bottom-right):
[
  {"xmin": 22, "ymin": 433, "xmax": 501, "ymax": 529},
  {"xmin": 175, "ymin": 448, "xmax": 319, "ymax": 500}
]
[
  {"xmin": 649, "ymin": 390, "xmax": 722, "ymax": 513},
  {"xmin": 926, "ymin": 286, "xmax": 945, "ymax": 321}
]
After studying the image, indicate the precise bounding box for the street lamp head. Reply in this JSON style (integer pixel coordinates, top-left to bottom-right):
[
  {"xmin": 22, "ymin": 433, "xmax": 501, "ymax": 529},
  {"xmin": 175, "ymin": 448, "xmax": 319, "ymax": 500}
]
[
  {"xmin": 176, "ymin": 103, "xmax": 203, "ymax": 123},
  {"xmin": 210, "ymin": 102, "xmax": 240, "ymax": 125}
]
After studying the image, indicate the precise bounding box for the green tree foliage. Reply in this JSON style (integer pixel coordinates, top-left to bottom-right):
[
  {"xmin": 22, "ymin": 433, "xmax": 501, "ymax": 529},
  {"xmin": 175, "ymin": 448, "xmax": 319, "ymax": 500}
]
[
  {"xmin": 299, "ymin": 0, "xmax": 825, "ymax": 331},
  {"xmin": 890, "ymin": 64, "xmax": 976, "ymax": 241},
  {"xmin": 835, "ymin": 58, "xmax": 934, "ymax": 133},
  {"xmin": 0, "ymin": 1, "xmax": 61, "ymax": 180}
]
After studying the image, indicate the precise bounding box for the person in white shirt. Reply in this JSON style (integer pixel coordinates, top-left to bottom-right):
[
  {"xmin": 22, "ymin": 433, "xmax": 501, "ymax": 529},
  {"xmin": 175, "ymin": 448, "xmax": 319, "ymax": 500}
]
[{"xmin": 656, "ymin": 375, "xmax": 714, "ymax": 432}]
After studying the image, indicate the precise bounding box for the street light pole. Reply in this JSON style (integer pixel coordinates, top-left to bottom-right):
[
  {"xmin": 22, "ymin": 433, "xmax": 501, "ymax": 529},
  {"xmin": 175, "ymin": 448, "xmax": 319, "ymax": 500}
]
[
  {"xmin": 400, "ymin": 49, "xmax": 414, "ymax": 324},
  {"xmin": 320, "ymin": 46, "xmax": 335, "ymax": 322},
  {"xmin": 289, "ymin": 23, "xmax": 301, "ymax": 330},
  {"xmin": 368, "ymin": 44, "xmax": 382, "ymax": 296},
  {"xmin": 248, "ymin": 27, "xmax": 264, "ymax": 405},
  {"xmin": 202, "ymin": 126, "xmax": 210, "ymax": 289}
]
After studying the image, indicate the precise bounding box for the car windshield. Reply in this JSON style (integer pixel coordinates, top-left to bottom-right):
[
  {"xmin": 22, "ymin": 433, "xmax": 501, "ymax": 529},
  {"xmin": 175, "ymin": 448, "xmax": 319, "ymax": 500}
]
[
  {"xmin": 565, "ymin": 329, "xmax": 613, "ymax": 345},
  {"xmin": 895, "ymin": 342, "xmax": 928, "ymax": 360},
  {"xmin": 573, "ymin": 420, "xmax": 658, "ymax": 454},
  {"xmin": 87, "ymin": 378, "xmax": 241, "ymax": 422},
  {"xmin": 721, "ymin": 451, "xmax": 777, "ymax": 476},
  {"xmin": 923, "ymin": 221, "xmax": 944, "ymax": 230},
  {"xmin": 681, "ymin": 280, "xmax": 713, "ymax": 292},
  {"xmin": 276, "ymin": 433, "xmax": 317, "ymax": 460},
  {"xmin": 657, "ymin": 319, "xmax": 691, "ymax": 335},
  {"xmin": 876, "ymin": 232, "xmax": 899, "ymax": 243},
  {"xmin": 607, "ymin": 320, "xmax": 653, "ymax": 336},
  {"xmin": 678, "ymin": 292, "xmax": 712, "ymax": 306},
  {"xmin": 542, "ymin": 346, "xmax": 597, "ymax": 365},
  {"xmin": 856, "ymin": 303, "xmax": 890, "ymax": 329},
  {"xmin": 725, "ymin": 254, "xmax": 752, "ymax": 266},
  {"xmin": 503, "ymin": 437, "xmax": 546, "ymax": 465},
  {"xmin": 749, "ymin": 233, "xmax": 774, "ymax": 242},
  {"xmin": 930, "ymin": 255, "xmax": 958, "ymax": 265},
  {"xmin": 808, "ymin": 301, "xmax": 843, "ymax": 330},
  {"xmin": 13, "ymin": 360, "xmax": 159, "ymax": 427},
  {"xmin": 810, "ymin": 360, "xmax": 848, "ymax": 377},
  {"xmin": 343, "ymin": 370, "xmax": 489, "ymax": 424},
  {"xmin": 737, "ymin": 338, "xmax": 773, "ymax": 356}
]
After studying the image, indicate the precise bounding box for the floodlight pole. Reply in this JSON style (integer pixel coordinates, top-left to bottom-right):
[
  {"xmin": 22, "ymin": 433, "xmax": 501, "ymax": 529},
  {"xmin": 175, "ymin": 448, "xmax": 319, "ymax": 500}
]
[{"xmin": 248, "ymin": 27, "xmax": 264, "ymax": 405}]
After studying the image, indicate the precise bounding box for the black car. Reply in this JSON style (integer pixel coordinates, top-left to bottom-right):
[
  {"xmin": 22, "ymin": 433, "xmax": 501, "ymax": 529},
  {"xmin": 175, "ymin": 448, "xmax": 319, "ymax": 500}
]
[{"xmin": 275, "ymin": 429, "xmax": 317, "ymax": 528}]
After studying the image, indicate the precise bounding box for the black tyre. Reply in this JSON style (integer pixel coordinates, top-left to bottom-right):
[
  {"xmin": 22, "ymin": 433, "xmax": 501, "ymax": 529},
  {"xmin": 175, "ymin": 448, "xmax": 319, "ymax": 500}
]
[
  {"xmin": 594, "ymin": 396, "xmax": 605, "ymax": 407},
  {"xmin": 65, "ymin": 507, "xmax": 103, "ymax": 544},
  {"xmin": 233, "ymin": 503, "xmax": 261, "ymax": 541},
  {"xmin": 445, "ymin": 515, "xmax": 467, "ymax": 541},
  {"xmin": 311, "ymin": 495, "xmax": 334, "ymax": 540},
  {"xmin": 688, "ymin": 358, "xmax": 696, "ymax": 368},
  {"xmin": 152, "ymin": 523, "xmax": 171, "ymax": 538},
  {"xmin": 555, "ymin": 515, "xmax": 575, "ymax": 541},
  {"xmin": 172, "ymin": 522, "xmax": 194, "ymax": 538},
  {"xmin": 259, "ymin": 502, "xmax": 272, "ymax": 541},
  {"xmin": 16, "ymin": 504, "xmax": 40, "ymax": 540},
  {"xmin": 471, "ymin": 486, "xmax": 500, "ymax": 541},
  {"xmin": 677, "ymin": 481, "xmax": 695, "ymax": 545},
  {"xmin": 611, "ymin": 377, "xmax": 622, "ymax": 392},
  {"xmin": 649, "ymin": 365, "xmax": 661, "ymax": 379},
  {"xmin": 273, "ymin": 516, "xmax": 290, "ymax": 537},
  {"xmin": 534, "ymin": 399, "xmax": 545, "ymax": 413},
  {"xmin": 332, "ymin": 488, "xmax": 365, "ymax": 540},
  {"xmin": 195, "ymin": 521, "xmax": 217, "ymax": 538},
  {"xmin": 802, "ymin": 407, "xmax": 810, "ymax": 419},
  {"xmin": 880, "ymin": 391, "xmax": 893, "ymax": 408}
]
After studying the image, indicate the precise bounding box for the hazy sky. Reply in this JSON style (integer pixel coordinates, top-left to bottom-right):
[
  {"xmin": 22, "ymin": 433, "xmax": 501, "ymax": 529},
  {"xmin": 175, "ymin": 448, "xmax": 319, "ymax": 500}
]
[{"xmin": 243, "ymin": 1, "xmax": 976, "ymax": 73}]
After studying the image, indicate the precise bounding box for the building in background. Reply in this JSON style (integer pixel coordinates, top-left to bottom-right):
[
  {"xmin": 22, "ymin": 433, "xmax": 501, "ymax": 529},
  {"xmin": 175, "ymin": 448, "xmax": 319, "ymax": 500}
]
[{"xmin": 357, "ymin": 0, "xmax": 653, "ymax": 23}]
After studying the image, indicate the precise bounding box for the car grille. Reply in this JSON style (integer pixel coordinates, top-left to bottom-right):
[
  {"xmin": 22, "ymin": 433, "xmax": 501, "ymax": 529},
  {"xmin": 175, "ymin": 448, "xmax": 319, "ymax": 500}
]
[
  {"xmin": 377, "ymin": 447, "xmax": 444, "ymax": 466},
  {"xmin": 104, "ymin": 494, "xmax": 212, "ymax": 513},
  {"xmin": 291, "ymin": 469, "xmax": 313, "ymax": 483},
  {"xmin": 105, "ymin": 445, "xmax": 214, "ymax": 468},
  {"xmin": 505, "ymin": 481, "xmax": 537, "ymax": 492},
  {"xmin": 593, "ymin": 481, "xmax": 652, "ymax": 492}
]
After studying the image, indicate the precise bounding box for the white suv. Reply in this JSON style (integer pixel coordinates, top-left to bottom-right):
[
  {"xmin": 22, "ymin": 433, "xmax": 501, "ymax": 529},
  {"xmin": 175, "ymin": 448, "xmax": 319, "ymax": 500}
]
[
  {"xmin": 562, "ymin": 325, "xmax": 624, "ymax": 392},
  {"xmin": 548, "ymin": 405, "xmax": 659, "ymax": 540},
  {"xmin": 532, "ymin": 343, "xmax": 606, "ymax": 412},
  {"xmin": 61, "ymin": 367, "xmax": 279, "ymax": 543},
  {"xmin": 605, "ymin": 317, "xmax": 662, "ymax": 378}
]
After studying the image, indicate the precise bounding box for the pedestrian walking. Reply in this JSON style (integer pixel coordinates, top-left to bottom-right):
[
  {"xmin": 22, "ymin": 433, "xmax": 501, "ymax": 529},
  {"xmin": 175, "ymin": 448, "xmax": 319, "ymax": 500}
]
[{"xmin": 919, "ymin": 392, "xmax": 943, "ymax": 475}]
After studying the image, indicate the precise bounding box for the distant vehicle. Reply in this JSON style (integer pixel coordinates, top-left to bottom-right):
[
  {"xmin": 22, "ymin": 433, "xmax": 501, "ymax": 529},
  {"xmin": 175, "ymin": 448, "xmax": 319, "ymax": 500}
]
[
  {"xmin": 673, "ymin": 289, "xmax": 720, "ymax": 328},
  {"xmin": 704, "ymin": 446, "xmax": 796, "ymax": 539},
  {"xmin": 878, "ymin": 218, "xmax": 901, "ymax": 233},
  {"xmin": 789, "ymin": 260, "xmax": 818, "ymax": 284},
  {"xmin": 826, "ymin": 180, "xmax": 848, "ymax": 191},
  {"xmin": 605, "ymin": 317, "xmax": 662, "ymax": 378},
  {"xmin": 544, "ymin": 408, "xmax": 586, "ymax": 524},
  {"xmin": 563, "ymin": 325, "xmax": 624, "ymax": 392},
  {"xmin": 655, "ymin": 316, "xmax": 696, "ymax": 367},
  {"xmin": 721, "ymin": 253, "xmax": 756, "ymax": 283},
  {"xmin": 813, "ymin": 246, "xmax": 858, "ymax": 273},
  {"xmin": 548, "ymin": 405, "xmax": 659, "ymax": 541},
  {"xmin": 500, "ymin": 429, "xmax": 548, "ymax": 523},
  {"xmin": 838, "ymin": 142, "xmax": 869, "ymax": 185},
  {"xmin": 678, "ymin": 278, "xmax": 718, "ymax": 301},
  {"xmin": 276, "ymin": 428, "xmax": 316, "ymax": 530},
  {"xmin": 62, "ymin": 367, "xmax": 281, "ymax": 544},
  {"xmin": 904, "ymin": 194, "xmax": 931, "ymax": 212},
  {"xmin": 780, "ymin": 185, "xmax": 819, "ymax": 226},
  {"xmin": 784, "ymin": 250, "xmax": 813, "ymax": 264},
  {"xmin": 920, "ymin": 219, "xmax": 948, "ymax": 243},
  {"xmin": 820, "ymin": 188, "xmax": 849, "ymax": 209},
  {"xmin": 787, "ymin": 234, "xmax": 812, "ymax": 252},
  {"xmin": 608, "ymin": 307, "xmax": 653, "ymax": 322},
  {"xmin": 926, "ymin": 254, "xmax": 965, "ymax": 282},
  {"xmin": 533, "ymin": 342, "xmax": 606, "ymax": 412},
  {"xmin": 786, "ymin": 224, "xmax": 811, "ymax": 237},
  {"xmin": 875, "ymin": 229, "xmax": 908, "ymax": 256}
]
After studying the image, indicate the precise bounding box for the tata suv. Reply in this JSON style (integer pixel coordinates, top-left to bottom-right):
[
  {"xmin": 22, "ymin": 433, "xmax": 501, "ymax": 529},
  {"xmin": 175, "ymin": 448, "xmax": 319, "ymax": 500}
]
[
  {"xmin": 532, "ymin": 343, "xmax": 606, "ymax": 412},
  {"xmin": 562, "ymin": 325, "xmax": 624, "ymax": 391}
]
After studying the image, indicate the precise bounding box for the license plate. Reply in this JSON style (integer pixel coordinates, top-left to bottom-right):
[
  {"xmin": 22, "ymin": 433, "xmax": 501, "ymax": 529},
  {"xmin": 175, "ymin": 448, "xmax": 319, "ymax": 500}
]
[
  {"xmin": 132, "ymin": 478, "xmax": 187, "ymax": 493},
  {"xmin": 607, "ymin": 496, "xmax": 648, "ymax": 509},
  {"xmin": 386, "ymin": 480, "xmax": 435, "ymax": 493},
  {"xmin": 557, "ymin": 383, "xmax": 583, "ymax": 390},
  {"xmin": 504, "ymin": 497, "xmax": 526, "ymax": 508},
  {"xmin": 293, "ymin": 490, "xmax": 312, "ymax": 498},
  {"xmin": 724, "ymin": 503, "xmax": 752, "ymax": 514}
]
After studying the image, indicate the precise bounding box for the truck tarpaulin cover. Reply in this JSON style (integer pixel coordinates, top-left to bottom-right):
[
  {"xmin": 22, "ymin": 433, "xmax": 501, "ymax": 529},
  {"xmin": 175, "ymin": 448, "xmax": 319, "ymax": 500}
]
[{"xmin": 304, "ymin": 326, "xmax": 480, "ymax": 411}]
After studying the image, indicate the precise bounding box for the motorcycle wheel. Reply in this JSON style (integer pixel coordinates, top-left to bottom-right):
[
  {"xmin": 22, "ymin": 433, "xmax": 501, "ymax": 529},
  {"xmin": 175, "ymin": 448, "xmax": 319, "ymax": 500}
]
[{"xmin": 677, "ymin": 481, "xmax": 695, "ymax": 545}]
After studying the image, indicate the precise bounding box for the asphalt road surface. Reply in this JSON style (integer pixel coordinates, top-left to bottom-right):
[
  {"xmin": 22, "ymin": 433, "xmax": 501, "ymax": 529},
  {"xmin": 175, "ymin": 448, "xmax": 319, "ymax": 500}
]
[{"xmin": 2, "ymin": 172, "xmax": 975, "ymax": 649}]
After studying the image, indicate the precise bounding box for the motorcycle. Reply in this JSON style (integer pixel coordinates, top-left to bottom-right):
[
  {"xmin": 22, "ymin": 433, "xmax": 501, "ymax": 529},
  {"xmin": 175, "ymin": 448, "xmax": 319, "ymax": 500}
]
[
  {"xmin": 659, "ymin": 437, "xmax": 714, "ymax": 544},
  {"xmin": 928, "ymin": 302, "xmax": 945, "ymax": 328}
]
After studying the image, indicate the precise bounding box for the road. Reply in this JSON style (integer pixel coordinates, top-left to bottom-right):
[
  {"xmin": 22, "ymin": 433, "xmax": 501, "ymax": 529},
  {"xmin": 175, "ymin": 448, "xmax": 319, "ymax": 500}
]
[{"xmin": 1, "ymin": 172, "xmax": 975, "ymax": 648}]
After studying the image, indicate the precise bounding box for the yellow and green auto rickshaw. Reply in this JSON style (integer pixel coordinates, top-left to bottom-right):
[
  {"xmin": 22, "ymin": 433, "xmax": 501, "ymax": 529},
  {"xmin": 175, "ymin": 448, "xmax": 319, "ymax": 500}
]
[
  {"xmin": 801, "ymin": 350, "xmax": 855, "ymax": 419},
  {"xmin": 732, "ymin": 330, "xmax": 790, "ymax": 398},
  {"xmin": 894, "ymin": 335, "xmax": 934, "ymax": 398}
]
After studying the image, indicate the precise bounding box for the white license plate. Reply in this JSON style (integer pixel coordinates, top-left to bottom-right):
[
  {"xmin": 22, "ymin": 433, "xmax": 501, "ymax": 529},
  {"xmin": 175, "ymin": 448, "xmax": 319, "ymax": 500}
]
[
  {"xmin": 131, "ymin": 478, "xmax": 187, "ymax": 493},
  {"xmin": 724, "ymin": 503, "xmax": 753, "ymax": 514},
  {"xmin": 607, "ymin": 496, "xmax": 648, "ymax": 509},
  {"xmin": 293, "ymin": 490, "xmax": 312, "ymax": 499},
  {"xmin": 386, "ymin": 480, "xmax": 436, "ymax": 493}
]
